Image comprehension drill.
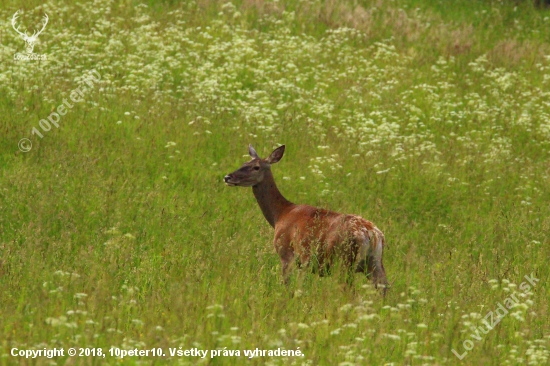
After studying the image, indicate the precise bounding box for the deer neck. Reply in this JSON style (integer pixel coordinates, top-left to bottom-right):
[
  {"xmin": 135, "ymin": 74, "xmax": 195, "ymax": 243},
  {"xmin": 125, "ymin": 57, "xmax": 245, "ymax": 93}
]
[{"xmin": 252, "ymin": 169, "xmax": 293, "ymax": 228}]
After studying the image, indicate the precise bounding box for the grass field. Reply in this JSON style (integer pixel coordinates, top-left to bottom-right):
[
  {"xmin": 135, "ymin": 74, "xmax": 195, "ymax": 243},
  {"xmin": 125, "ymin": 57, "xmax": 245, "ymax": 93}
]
[{"xmin": 1, "ymin": 0, "xmax": 550, "ymax": 364}]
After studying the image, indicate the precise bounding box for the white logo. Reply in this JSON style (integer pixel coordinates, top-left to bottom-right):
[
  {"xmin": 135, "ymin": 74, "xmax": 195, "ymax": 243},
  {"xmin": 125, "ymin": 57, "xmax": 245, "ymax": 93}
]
[{"xmin": 12, "ymin": 10, "xmax": 48, "ymax": 60}]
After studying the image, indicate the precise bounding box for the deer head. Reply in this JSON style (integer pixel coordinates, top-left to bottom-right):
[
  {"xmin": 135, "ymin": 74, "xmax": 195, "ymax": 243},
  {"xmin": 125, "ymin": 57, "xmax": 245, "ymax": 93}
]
[
  {"xmin": 12, "ymin": 10, "xmax": 48, "ymax": 54},
  {"xmin": 224, "ymin": 145, "xmax": 285, "ymax": 187}
]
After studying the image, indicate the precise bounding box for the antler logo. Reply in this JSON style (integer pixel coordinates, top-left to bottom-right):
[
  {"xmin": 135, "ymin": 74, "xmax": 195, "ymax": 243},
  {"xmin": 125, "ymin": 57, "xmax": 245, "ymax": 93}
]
[{"xmin": 12, "ymin": 10, "xmax": 48, "ymax": 54}]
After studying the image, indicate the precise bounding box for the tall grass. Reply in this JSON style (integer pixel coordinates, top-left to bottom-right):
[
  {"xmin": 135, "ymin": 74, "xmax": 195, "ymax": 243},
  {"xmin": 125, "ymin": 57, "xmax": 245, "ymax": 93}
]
[{"xmin": 1, "ymin": 0, "xmax": 549, "ymax": 364}]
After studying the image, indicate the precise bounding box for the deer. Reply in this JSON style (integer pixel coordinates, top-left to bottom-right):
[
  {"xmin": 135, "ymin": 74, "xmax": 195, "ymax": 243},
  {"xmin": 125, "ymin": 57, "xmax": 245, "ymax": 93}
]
[
  {"xmin": 224, "ymin": 144, "xmax": 388, "ymax": 293},
  {"xmin": 12, "ymin": 10, "xmax": 49, "ymax": 54}
]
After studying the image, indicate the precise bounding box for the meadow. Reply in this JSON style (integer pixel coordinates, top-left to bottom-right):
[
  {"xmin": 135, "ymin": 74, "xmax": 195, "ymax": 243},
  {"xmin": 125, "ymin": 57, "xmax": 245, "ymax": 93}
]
[{"xmin": 1, "ymin": 0, "xmax": 550, "ymax": 364}]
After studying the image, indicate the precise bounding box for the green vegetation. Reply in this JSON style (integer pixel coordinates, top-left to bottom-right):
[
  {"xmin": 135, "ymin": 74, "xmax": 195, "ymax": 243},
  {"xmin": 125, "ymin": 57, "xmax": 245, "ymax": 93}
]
[{"xmin": 1, "ymin": 0, "xmax": 549, "ymax": 364}]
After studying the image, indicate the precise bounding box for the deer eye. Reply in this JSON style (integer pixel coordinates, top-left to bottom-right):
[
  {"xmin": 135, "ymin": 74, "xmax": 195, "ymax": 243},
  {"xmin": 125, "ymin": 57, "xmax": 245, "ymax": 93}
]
[{"xmin": 253, "ymin": 166, "xmax": 260, "ymax": 171}]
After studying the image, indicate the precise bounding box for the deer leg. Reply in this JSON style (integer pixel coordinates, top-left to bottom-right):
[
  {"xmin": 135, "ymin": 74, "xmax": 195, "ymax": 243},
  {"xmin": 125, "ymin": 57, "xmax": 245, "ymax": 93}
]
[
  {"xmin": 312, "ymin": 252, "xmax": 331, "ymax": 277},
  {"xmin": 278, "ymin": 248, "xmax": 295, "ymax": 286},
  {"xmin": 376, "ymin": 261, "xmax": 389, "ymax": 296},
  {"xmin": 355, "ymin": 259, "xmax": 367, "ymax": 273},
  {"xmin": 354, "ymin": 234, "xmax": 369, "ymax": 274},
  {"xmin": 367, "ymin": 239, "xmax": 389, "ymax": 295}
]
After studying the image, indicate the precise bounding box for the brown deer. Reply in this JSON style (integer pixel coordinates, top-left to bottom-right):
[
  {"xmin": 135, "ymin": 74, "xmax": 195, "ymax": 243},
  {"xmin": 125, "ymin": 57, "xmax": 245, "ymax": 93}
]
[{"xmin": 224, "ymin": 145, "xmax": 388, "ymax": 292}]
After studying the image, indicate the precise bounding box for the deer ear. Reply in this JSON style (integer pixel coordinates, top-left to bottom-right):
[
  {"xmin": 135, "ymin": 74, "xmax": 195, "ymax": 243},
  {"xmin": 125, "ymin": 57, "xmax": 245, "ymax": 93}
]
[
  {"xmin": 249, "ymin": 144, "xmax": 260, "ymax": 159},
  {"xmin": 266, "ymin": 145, "xmax": 285, "ymax": 164}
]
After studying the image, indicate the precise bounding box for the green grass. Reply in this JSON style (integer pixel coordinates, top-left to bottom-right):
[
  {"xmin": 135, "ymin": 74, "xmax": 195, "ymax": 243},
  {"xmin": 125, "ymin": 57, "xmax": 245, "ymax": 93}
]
[{"xmin": 1, "ymin": 0, "xmax": 550, "ymax": 364}]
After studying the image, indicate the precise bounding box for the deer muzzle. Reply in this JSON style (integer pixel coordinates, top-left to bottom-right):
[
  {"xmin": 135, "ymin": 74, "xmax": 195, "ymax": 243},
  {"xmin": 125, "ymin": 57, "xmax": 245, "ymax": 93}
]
[{"xmin": 224, "ymin": 175, "xmax": 236, "ymax": 186}]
